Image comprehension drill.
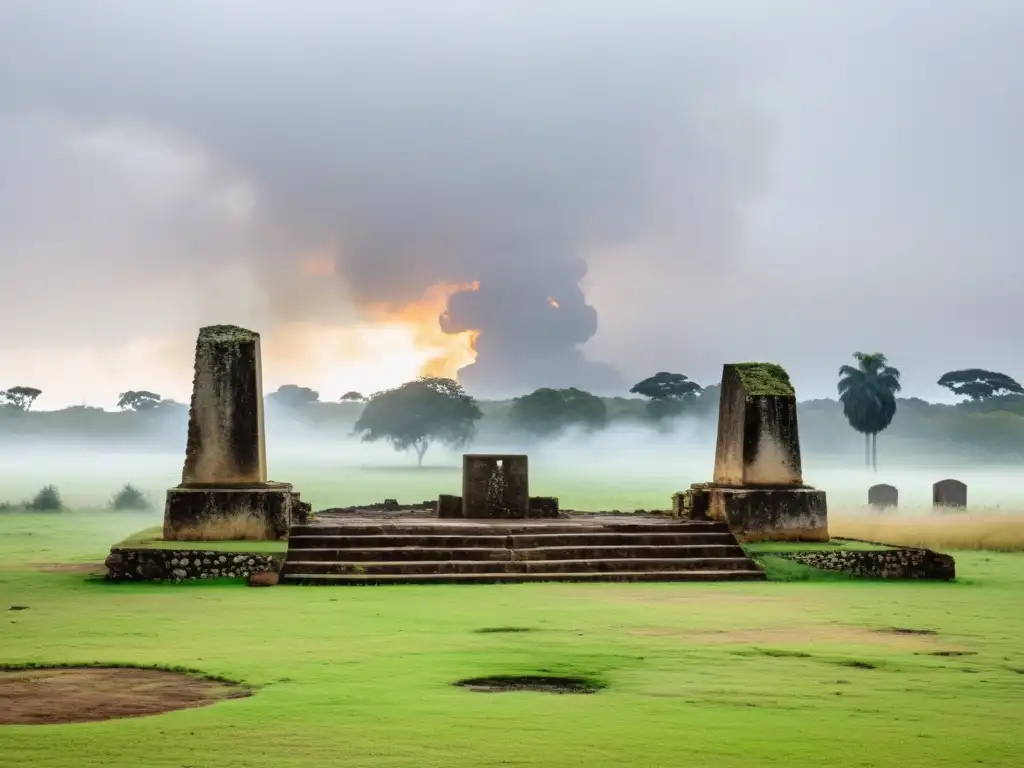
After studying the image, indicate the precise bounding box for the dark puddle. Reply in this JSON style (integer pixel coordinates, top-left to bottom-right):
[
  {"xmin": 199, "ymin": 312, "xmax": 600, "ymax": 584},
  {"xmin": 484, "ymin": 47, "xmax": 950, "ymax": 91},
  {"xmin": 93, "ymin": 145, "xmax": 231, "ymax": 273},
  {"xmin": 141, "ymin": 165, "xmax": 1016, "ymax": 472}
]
[
  {"xmin": 884, "ymin": 627, "xmax": 938, "ymax": 636},
  {"xmin": 473, "ymin": 627, "xmax": 536, "ymax": 634},
  {"xmin": 454, "ymin": 675, "xmax": 604, "ymax": 694}
]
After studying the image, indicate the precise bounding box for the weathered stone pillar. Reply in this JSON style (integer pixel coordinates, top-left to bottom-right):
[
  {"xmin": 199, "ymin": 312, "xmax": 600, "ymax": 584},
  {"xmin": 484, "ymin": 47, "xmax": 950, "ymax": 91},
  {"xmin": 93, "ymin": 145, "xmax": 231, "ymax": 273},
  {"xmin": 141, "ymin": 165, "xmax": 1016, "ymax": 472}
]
[
  {"xmin": 181, "ymin": 325, "xmax": 267, "ymax": 485},
  {"xmin": 713, "ymin": 363, "xmax": 803, "ymax": 486},
  {"xmin": 163, "ymin": 325, "xmax": 301, "ymax": 541},
  {"xmin": 676, "ymin": 363, "xmax": 828, "ymax": 541}
]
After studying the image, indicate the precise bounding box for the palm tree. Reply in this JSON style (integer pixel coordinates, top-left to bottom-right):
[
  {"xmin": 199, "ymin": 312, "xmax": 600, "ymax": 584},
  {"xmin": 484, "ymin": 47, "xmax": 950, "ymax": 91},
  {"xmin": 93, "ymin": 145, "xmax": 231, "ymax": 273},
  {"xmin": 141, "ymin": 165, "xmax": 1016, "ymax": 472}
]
[{"xmin": 837, "ymin": 352, "xmax": 902, "ymax": 471}]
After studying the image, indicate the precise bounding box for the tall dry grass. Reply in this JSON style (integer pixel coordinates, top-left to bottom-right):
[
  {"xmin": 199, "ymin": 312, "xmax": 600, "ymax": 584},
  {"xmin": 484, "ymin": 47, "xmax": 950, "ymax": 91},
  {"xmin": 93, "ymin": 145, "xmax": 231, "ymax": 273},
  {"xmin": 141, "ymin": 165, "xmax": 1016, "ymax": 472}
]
[
  {"xmin": 831, "ymin": 506, "xmax": 1024, "ymax": 552},
  {"xmin": 171, "ymin": 516, "xmax": 273, "ymax": 541}
]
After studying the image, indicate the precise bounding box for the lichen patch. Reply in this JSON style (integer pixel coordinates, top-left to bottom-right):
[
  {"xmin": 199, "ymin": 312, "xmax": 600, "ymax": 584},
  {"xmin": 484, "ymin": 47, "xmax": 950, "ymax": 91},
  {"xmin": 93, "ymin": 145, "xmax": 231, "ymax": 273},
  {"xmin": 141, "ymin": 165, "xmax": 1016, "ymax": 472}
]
[{"xmin": 731, "ymin": 363, "xmax": 795, "ymax": 397}]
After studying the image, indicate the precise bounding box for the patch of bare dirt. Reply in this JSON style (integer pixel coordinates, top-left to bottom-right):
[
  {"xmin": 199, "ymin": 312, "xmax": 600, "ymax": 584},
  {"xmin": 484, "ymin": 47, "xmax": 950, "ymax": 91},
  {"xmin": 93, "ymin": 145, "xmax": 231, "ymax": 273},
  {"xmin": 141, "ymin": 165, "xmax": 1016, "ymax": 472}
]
[
  {"xmin": 632, "ymin": 625, "xmax": 965, "ymax": 650},
  {"xmin": 0, "ymin": 666, "xmax": 251, "ymax": 725}
]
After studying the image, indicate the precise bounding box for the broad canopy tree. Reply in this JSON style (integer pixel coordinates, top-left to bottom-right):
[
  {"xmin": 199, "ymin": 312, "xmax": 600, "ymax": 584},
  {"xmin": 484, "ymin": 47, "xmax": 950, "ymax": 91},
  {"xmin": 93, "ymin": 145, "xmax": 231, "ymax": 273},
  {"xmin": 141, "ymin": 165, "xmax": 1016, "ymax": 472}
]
[
  {"xmin": 507, "ymin": 387, "xmax": 607, "ymax": 438},
  {"xmin": 837, "ymin": 352, "xmax": 902, "ymax": 471},
  {"xmin": 629, "ymin": 372, "xmax": 703, "ymax": 420},
  {"xmin": 340, "ymin": 391, "xmax": 365, "ymax": 402},
  {"xmin": 267, "ymin": 384, "xmax": 320, "ymax": 409},
  {"xmin": 937, "ymin": 369, "xmax": 1024, "ymax": 401},
  {"xmin": 353, "ymin": 377, "xmax": 482, "ymax": 466},
  {"xmin": 0, "ymin": 386, "xmax": 42, "ymax": 411},
  {"xmin": 116, "ymin": 390, "xmax": 163, "ymax": 411}
]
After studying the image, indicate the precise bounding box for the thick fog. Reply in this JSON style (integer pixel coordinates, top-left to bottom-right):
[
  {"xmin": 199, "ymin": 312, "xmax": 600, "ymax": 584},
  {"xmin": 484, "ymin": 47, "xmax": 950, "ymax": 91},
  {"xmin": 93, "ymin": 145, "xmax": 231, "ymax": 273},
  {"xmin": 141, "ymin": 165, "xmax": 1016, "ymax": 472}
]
[{"xmin": 4, "ymin": 416, "xmax": 1022, "ymax": 520}]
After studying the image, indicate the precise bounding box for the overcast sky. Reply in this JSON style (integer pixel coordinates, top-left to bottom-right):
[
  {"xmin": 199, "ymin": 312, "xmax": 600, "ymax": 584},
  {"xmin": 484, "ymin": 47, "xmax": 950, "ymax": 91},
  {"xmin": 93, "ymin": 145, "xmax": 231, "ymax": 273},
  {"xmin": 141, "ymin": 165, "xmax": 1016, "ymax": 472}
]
[{"xmin": 1, "ymin": 1, "xmax": 1022, "ymax": 407}]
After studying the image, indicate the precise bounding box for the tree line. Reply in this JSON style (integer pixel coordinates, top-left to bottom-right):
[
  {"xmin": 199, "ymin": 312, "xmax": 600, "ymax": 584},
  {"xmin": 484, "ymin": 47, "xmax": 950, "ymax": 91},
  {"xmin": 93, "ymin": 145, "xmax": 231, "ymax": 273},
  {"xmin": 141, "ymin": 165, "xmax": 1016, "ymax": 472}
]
[{"xmin": 3, "ymin": 358, "xmax": 1023, "ymax": 467}]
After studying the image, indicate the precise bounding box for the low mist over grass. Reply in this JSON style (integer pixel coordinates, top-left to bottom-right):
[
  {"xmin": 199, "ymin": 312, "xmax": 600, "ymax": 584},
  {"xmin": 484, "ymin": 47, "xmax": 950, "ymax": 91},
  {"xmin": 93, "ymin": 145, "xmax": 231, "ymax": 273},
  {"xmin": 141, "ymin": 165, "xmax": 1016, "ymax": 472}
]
[
  {"xmin": 1, "ymin": 419, "xmax": 1024, "ymax": 512},
  {"xmin": 2, "ymin": 413, "xmax": 1023, "ymax": 559}
]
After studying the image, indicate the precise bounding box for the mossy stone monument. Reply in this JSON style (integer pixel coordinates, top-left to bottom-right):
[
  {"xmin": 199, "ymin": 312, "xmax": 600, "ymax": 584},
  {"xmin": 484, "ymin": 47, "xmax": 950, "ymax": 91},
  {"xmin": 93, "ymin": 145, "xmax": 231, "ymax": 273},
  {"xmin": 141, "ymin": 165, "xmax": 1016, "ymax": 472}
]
[
  {"xmin": 436, "ymin": 454, "xmax": 559, "ymax": 518},
  {"xmin": 163, "ymin": 325, "xmax": 305, "ymax": 540},
  {"xmin": 676, "ymin": 363, "xmax": 828, "ymax": 541}
]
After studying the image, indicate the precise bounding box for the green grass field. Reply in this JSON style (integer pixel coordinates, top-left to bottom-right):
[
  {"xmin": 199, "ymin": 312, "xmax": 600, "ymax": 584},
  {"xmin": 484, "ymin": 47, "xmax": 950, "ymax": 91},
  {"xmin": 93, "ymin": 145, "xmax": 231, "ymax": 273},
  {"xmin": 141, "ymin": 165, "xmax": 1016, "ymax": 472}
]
[{"xmin": 1, "ymin": 510, "xmax": 1023, "ymax": 767}]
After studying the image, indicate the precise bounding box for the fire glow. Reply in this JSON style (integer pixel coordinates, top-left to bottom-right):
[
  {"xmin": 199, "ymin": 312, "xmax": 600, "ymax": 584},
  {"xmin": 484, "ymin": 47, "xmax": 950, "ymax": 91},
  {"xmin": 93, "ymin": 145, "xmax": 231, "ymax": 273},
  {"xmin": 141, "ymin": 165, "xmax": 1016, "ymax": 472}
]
[
  {"xmin": 366, "ymin": 280, "xmax": 480, "ymax": 380},
  {"xmin": 281, "ymin": 245, "xmax": 482, "ymax": 393}
]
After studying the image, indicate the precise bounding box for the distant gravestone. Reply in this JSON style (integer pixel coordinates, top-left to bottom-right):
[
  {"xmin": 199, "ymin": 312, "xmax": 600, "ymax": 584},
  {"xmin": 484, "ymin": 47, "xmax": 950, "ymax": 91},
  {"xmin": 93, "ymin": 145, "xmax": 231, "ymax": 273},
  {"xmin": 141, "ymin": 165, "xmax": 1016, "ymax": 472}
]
[
  {"xmin": 868, "ymin": 484, "xmax": 898, "ymax": 509},
  {"xmin": 933, "ymin": 479, "xmax": 967, "ymax": 509}
]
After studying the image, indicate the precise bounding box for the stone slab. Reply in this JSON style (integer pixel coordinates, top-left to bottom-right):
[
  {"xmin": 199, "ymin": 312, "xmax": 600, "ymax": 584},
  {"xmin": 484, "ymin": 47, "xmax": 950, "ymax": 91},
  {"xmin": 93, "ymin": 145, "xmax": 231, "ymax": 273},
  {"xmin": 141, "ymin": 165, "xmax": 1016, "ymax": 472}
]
[
  {"xmin": 672, "ymin": 487, "xmax": 711, "ymax": 520},
  {"xmin": 462, "ymin": 454, "xmax": 529, "ymax": 518},
  {"xmin": 437, "ymin": 494, "xmax": 560, "ymax": 519},
  {"xmin": 163, "ymin": 484, "xmax": 295, "ymax": 541},
  {"xmin": 528, "ymin": 496, "xmax": 560, "ymax": 519},
  {"xmin": 687, "ymin": 484, "xmax": 828, "ymax": 542},
  {"xmin": 437, "ymin": 494, "xmax": 463, "ymax": 519}
]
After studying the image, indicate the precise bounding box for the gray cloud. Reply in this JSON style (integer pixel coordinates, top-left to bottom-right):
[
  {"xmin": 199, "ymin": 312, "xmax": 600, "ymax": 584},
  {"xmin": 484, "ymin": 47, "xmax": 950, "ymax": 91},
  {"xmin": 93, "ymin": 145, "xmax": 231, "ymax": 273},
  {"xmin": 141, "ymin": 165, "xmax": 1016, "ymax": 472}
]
[{"xmin": 1, "ymin": 1, "xmax": 1022, "ymax": 401}]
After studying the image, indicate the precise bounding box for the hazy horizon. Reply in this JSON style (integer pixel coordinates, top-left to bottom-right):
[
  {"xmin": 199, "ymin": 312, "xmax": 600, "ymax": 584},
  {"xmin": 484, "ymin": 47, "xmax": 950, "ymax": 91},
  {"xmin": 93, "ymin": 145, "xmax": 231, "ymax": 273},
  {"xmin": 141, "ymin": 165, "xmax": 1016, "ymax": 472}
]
[{"xmin": 3, "ymin": 417, "xmax": 1022, "ymax": 515}]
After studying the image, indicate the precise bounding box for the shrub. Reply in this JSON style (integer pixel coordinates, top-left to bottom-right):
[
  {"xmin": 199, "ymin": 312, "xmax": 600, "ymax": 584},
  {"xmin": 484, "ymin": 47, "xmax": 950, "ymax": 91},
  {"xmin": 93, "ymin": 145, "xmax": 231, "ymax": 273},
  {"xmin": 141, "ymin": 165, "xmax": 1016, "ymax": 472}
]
[
  {"xmin": 27, "ymin": 485, "xmax": 63, "ymax": 511},
  {"xmin": 110, "ymin": 483, "xmax": 151, "ymax": 511}
]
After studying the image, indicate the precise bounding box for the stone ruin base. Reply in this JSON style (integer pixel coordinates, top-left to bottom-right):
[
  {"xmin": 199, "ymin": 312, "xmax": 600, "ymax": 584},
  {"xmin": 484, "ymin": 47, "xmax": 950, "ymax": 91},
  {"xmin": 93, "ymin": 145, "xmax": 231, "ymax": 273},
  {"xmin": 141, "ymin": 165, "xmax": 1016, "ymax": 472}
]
[
  {"xmin": 163, "ymin": 482, "xmax": 309, "ymax": 541},
  {"xmin": 437, "ymin": 494, "xmax": 560, "ymax": 519},
  {"xmin": 772, "ymin": 547, "xmax": 955, "ymax": 580},
  {"xmin": 106, "ymin": 548, "xmax": 282, "ymax": 582},
  {"xmin": 676, "ymin": 483, "xmax": 828, "ymax": 542}
]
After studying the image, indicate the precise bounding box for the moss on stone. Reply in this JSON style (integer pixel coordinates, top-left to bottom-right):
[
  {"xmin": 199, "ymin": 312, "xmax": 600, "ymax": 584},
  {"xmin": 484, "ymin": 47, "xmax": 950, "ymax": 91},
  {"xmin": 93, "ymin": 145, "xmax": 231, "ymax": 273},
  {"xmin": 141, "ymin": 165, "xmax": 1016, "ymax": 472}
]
[
  {"xmin": 116, "ymin": 526, "xmax": 287, "ymax": 554},
  {"xmin": 731, "ymin": 363, "xmax": 794, "ymax": 397},
  {"xmin": 198, "ymin": 325, "xmax": 260, "ymax": 345}
]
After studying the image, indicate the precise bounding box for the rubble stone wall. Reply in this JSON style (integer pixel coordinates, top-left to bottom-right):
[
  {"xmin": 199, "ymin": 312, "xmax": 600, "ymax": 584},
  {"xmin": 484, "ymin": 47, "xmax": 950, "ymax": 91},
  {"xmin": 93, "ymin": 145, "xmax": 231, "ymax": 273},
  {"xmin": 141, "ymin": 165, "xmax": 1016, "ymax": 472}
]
[
  {"xmin": 772, "ymin": 547, "xmax": 955, "ymax": 580},
  {"xmin": 105, "ymin": 548, "xmax": 282, "ymax": 582}
]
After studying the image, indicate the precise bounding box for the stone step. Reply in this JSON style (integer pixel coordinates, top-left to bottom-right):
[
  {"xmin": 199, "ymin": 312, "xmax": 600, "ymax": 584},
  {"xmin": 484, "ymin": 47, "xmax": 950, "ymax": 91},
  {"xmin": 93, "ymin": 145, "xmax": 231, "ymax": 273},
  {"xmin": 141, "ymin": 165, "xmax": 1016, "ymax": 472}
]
[
  {"xmin": 284, "ymin": 544, "xmax": 745, "ymax": 563},
  {"xmin": 507, "ymin": 532, "xmax": 735, "ymax": 548},
  {"xmin": 279, "ymin": 569, "xmax": 767, "ymax": 585},
  {"xmin": 286, "ymin": 532, "xmax": 735, "ymax": 549},
  {"xmin": 287, "ymin": 547, "xmax": 514, "ymax": 562},
  {"xmin": 282, "ymin": 557, "xmax": 758, "ymax": 576},
  {"xmin": 288, "ymin": 521, "xmax": 729, "ymax": 538},
  {"xmin": 287, "ymin": 534, "xmax": 511, "ymax": 549},
  {"xmin": 513, "ymin": 544, "xmax": 747, "ymax": 561}
]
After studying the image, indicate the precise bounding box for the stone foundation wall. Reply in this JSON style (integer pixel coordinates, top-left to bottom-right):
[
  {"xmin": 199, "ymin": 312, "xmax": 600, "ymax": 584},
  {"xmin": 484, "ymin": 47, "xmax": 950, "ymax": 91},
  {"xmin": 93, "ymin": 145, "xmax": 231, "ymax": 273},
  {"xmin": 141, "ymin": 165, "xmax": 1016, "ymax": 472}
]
[
  {"xmin": 772, "ymin": 547, "xmax": 955, "ymax": 581},
  {"xmin": 105, "ymin": 548, "xmax": 282, "ymax": 583}
]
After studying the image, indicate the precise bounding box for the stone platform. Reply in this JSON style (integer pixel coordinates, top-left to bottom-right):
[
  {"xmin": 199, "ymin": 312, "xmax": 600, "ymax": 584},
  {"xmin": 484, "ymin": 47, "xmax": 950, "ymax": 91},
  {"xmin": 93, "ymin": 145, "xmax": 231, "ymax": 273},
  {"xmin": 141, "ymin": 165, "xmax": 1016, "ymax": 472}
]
[
  {"xmin": 164, "ymin": 483, "xmax": 308, "ymax": 541},
  {"xmin": 279, "ymin": 516, "xmax": 765, "ymax": 584},
  {"xmin": 679, "ymin": 484, "xmax": 828, "ymax": 542}
]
